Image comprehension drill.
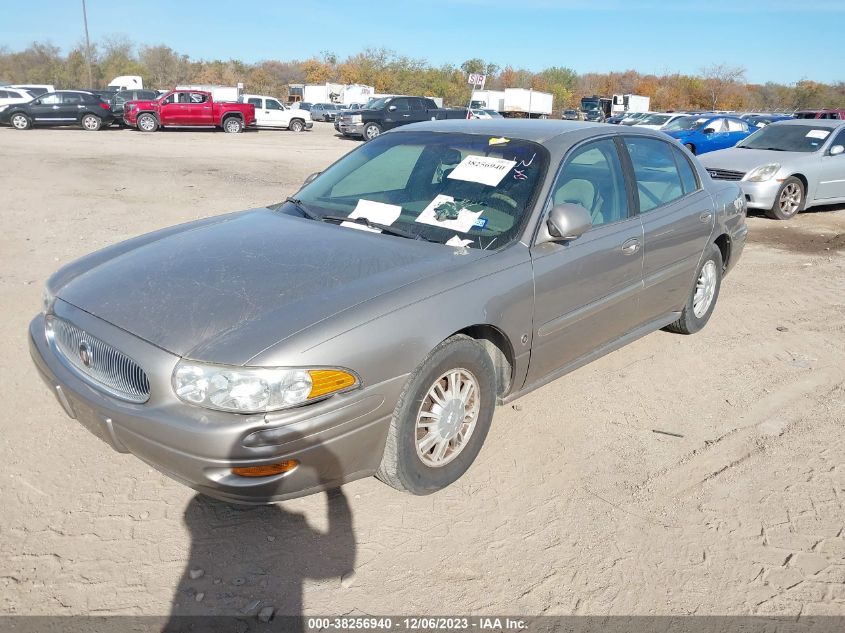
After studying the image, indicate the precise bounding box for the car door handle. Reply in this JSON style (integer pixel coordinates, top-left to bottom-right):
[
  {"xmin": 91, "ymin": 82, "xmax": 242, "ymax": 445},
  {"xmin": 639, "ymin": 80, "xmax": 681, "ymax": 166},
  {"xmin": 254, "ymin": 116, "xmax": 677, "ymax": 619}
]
[
  {"xmin": 699, "ymin": 212, "xmax": 713, "ymax": 223},
  {"xmin": 621, "ymin": 238, "xmax": 640, "ymax": 254},
  {"xmin": 402, "ymin": 114, "xmax": 410, "ymax": 117},
  {"xmin": 52, "ymin": 105, "xmax": 60, "ymax": 109}
]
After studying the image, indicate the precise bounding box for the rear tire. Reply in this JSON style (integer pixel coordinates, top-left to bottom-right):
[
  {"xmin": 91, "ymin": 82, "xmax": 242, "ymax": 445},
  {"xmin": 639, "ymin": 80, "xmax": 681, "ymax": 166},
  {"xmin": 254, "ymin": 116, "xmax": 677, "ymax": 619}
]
[
  {"xmin": 289, "ymin": 118, "xmax": 305, "ymax": 132},
  {"xmin": 664, "ymin": 244, "xmax": 723, "ymax": 335},
  {"xmin": 363, "ymin": 122, "xmax": 382, "ymax": 141},
  {"xmin": 223, "ymin": 117, "xmax": 244, "ymax": 133},
  {"xmin": 81, "ymin": 114, "xmax": 102, "ymax": 131},
  {"xmin": 136, "ymin": 113, "xmax": 158, "ymax": 132},
  {"xmin": 765, "ymin": 176, "xmax": 804, "ymax": 220},
  {"xmin": 10, "ymin": 113, "xmax": 31, "ymax": 130},
  {"xmin": 376, "ymin": 335, "xmax": 496, "ymax": 495},
  {"xmin": 684, "ymin": 143, "xmax": 696, "ymax": 155}
]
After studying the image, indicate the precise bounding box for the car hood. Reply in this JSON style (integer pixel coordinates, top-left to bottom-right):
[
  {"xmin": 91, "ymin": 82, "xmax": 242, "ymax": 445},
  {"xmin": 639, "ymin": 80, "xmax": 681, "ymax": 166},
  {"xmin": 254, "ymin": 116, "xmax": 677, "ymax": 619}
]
[
  {"xmin": 698, "ymin": 147, "xmax": 804, "ymax": 171},
  {"xmin": 57, "ymin": 209, "xmax": 479, "ymax": 365}
]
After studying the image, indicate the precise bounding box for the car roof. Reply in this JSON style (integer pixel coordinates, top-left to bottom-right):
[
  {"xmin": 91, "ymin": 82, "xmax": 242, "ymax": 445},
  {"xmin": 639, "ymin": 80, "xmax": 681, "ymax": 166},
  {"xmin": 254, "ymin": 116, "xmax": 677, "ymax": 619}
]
[
  {"xmin": 398, "ymin": 119, "xmax": 610, "ymax": 143},
  {"xmin": 769, "ymin": 119, "xmax": 845, "ymax": 129}
]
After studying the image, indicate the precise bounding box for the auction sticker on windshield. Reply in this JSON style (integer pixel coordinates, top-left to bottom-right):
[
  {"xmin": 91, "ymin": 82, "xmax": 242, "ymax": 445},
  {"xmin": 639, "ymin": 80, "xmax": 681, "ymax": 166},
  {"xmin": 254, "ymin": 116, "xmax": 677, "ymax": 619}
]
[
  {"xmin": 447, "ymin": 156, "xmax": 517, "ymax": 187},
  {"xmin": 806, "ymin": 129, "xmax": 830, "ymax": 139},
  {"xmin": 415, "ymin": 194, "xmax": 483, "ymax": 233},
  {"xmin": 342, "ymin": 199, "xmax": 402, "ymax": 233}
]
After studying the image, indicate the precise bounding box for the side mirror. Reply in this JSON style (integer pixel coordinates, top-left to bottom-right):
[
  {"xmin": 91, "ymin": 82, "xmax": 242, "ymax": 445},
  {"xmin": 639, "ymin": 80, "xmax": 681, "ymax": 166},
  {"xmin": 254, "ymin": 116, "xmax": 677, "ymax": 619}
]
[
  {"xmin": 702, "ymin": 128, "xmax": 715, "ymax": 134},
  {"xmin": 388, "ymin": 105, "xmax": 397, "ymax": 112},
  {"xmin": 541, "ymin": 203, "xmax": 593, "ymax": 243},
  {"xmin": 830, "ymin": 145, "xmax": 844, "ymax": 156},
  {"xmin": 303, "ymin": 172, "xmax": 321, "ymax": 185}
]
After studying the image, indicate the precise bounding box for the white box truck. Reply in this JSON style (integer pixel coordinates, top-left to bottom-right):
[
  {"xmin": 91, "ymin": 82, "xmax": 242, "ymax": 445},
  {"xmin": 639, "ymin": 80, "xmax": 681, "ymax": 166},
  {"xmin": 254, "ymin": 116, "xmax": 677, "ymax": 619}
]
[
  {"xmin": 503, "ymin": 88, "xmax": 553, "ymax": 118},
  {"xmin": 470, "ymin": 90, "xmax": 506, "ymax": 112},
  {"xmin": 611, "ymin": 94, "xmax": 650, "ymax": 115},
  {"xmin": 176, "ymin": 84, "xmax": 240, "ymax": 102},
  {"xmin": 300, "ymin": 83, "xmax": 376, "ymax": 105}
]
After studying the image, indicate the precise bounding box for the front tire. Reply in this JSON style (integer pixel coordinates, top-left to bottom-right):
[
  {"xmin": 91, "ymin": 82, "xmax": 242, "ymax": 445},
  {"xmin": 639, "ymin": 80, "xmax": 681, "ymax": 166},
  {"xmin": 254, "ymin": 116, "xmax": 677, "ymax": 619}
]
[
  {"xmin": 664, "ymin": 244, "xmax": 723, "ymax": 335},
  {"xmin": 223, "ymin": 117, "xmax": 244, "ymax": 133},
  {"xmin": 765, "ymin": 176, "xmax": 804, "ymax": 220},
  {"xmin": 376, "ymin": 335, "xmax": 496, "ymax": 495},
  {"xmin": 136, "ymin": 113, "xmax": 158, "ymax": 132},
  {"xmin": 289, "ymin": 118, "xmax": 305, "ymax": 132},
  {"xmin": 81, "ymin": 114, "xmax": 102, "ymax": 131},
  {"xmin": 363, "ymin": 122, "xmax": 382, "ymax": 141},
  {"xmin": 10, "ymin": 113, "xmax": 31, "ymax": 130}
]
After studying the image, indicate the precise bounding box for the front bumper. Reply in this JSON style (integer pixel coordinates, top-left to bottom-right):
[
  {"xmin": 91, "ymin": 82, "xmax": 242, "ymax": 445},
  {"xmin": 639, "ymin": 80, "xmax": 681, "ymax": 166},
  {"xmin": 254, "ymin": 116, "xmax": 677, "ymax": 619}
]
[
  {"xmin": 739, "ymin": 179, "xmax": 781, "ymax": 210},
  {"xmin": 339, "ymin": 122, "xmax": 364, "ymax": 136},
  {"xmin": 29, "ymin": 305, "xmax": 403, "ymax": 504}
]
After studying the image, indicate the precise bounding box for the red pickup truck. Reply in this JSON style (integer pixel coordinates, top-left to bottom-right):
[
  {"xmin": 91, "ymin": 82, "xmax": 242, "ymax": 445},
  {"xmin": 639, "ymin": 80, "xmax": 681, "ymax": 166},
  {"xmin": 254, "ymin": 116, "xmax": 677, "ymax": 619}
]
[{"xmin": 123, "ymin": 90, "xmax": 256, "ymax": 133}]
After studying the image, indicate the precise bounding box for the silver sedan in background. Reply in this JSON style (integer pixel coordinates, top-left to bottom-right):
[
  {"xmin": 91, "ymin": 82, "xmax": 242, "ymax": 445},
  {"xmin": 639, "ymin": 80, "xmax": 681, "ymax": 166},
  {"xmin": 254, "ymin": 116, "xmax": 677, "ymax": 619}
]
[
  {"xmin": 699, "ymin": 119, "xmax": 845, "ymax": 220},
  {"xmin": 30, "ymin": 120, "xmax": 747, "ymax": 503}
]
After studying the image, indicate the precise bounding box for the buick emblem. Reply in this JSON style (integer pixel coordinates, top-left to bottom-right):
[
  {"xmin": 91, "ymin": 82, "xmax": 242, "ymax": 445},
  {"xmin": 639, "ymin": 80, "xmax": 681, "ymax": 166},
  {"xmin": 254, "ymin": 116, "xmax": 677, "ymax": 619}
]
[{"xmin": 79, "ymin": 341, "xmax": 92, "ymax": 367}]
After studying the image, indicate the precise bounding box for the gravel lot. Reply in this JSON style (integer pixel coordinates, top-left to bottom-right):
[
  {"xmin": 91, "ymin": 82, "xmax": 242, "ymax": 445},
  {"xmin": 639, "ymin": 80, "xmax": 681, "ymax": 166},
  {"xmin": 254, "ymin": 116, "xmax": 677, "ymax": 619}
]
[{"xmin": 1, "ymin": 122, "xmax": 844, "ymax": 618}]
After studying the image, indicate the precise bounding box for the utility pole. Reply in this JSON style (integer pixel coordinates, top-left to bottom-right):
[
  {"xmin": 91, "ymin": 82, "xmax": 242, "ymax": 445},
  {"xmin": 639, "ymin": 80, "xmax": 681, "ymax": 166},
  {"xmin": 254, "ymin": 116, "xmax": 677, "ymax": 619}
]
[{"xmin": 82, "ymin": 0, "xmax": 93, "ymax": 87}]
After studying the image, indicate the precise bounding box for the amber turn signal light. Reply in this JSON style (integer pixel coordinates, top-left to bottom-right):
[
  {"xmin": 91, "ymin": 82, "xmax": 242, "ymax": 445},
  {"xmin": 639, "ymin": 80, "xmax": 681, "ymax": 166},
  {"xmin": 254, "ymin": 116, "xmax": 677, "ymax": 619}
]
[
  {"xmin": 307, "ymin": 369, "xmax": 357, "ymax": 399},
  {"xmin": 232, "ymin": 460, "xmax": 299, "ymax": 477}
]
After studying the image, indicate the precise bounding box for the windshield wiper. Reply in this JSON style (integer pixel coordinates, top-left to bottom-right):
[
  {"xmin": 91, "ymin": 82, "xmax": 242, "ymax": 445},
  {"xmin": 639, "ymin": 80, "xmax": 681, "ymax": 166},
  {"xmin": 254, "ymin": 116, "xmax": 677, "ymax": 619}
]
[
  {"xmin": 284, "ymin": 197, "xmax": 322, "ymax": 221},
  {"xmin": 322, "ymin": 215, "xmax": 436, "ymax": 242}
]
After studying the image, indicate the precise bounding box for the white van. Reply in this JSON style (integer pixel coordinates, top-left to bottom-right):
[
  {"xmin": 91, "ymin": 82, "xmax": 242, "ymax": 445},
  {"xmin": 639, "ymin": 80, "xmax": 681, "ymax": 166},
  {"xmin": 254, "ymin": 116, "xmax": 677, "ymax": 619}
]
[{"xmin": 240, "ymin": 94, "xmax": 313, "ymax": 131}]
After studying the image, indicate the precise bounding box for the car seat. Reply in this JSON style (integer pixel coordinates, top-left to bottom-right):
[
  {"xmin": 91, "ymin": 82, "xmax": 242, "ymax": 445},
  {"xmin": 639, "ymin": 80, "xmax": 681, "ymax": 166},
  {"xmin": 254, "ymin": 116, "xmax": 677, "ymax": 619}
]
[{"xmin": 554, "ymin": 178, "xmax": 605, "ymax": 225}]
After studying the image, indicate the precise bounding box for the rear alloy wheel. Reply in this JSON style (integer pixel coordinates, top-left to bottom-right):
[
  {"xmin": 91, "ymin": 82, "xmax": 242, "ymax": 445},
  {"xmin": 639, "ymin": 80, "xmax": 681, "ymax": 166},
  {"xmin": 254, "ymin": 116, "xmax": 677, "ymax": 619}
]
[
  {"xmin": 81, "ymin": 114, "xmax": 102, "ymax": 131},
  {"xmin": 363, "ymin": 122, "xmax": 382, "ymax": 141},
  {"xmin": 376, "ymin": 335, "xmax": 496, "ymax": 495},
  {"xmin": 664, "ymin": 243, "xmax": 723, "ymax": 335},
  {"xmin": 137, "ymin": 113, "xmax": 158, "ymax": 132},
  {"xmin": 10, "ymin": 113, "xmax": 31, "ymax": 130},
  {"xmin": 223, "ymin": 117, "xmax": 244, "ymax": 133},
  {"xmin": 289, "ymin": 118, "xmax": 304, "ymax": 132},
  {"xmin": 766, "ymin": 176, "xmax": 804, "ymax": 220}
]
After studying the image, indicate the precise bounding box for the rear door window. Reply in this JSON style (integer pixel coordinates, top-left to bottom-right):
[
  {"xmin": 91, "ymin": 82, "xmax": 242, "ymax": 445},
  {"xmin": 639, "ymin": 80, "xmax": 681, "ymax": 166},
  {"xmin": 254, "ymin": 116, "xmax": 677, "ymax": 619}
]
[{"xmin": 623, "ymin": 137, "xmax": 686, "ymax": 212}]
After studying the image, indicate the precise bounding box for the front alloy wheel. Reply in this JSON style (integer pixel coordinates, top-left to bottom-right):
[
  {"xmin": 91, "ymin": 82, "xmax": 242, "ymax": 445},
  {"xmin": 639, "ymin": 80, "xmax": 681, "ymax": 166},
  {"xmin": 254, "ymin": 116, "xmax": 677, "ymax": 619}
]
[
  {"xmin": 415, "ymin": 368, "xmax": 480, "ymax": 467},
  {"xmin": 11, "ymin": 113, "xmax": 30, "ymax": 130},
  {"xmin": 766, "ymin": 177, "xmax": 804, "ymax": 220}
]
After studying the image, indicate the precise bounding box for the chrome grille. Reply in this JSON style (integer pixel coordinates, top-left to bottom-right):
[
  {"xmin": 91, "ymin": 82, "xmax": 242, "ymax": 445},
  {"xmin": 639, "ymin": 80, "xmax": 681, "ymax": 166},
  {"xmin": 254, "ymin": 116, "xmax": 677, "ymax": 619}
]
[
  {"xmin": 47, "ymin": 316, "xmax": 150, "ymax": 403},
  {"xmin": 707, "ymin": 168, "xmax": 745, "ymax": 181}
]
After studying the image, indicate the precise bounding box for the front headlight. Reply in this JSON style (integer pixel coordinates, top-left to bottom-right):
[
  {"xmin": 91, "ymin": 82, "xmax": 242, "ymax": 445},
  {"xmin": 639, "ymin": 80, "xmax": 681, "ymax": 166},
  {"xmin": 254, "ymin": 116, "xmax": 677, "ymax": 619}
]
[
  {"xmin": 350, "ymin": 114, "xmax": 362, "ymax": 123},
  {"xmin": 172, "ymin": 361, "xmax": 359, "ymax": 413},
  {"xmin": 743, "ymin": 163, "xmax": 781, "ymax": 182},
  {"xmin": 41, "ymin": 286, "xmax": 55, "ymax": 314}
]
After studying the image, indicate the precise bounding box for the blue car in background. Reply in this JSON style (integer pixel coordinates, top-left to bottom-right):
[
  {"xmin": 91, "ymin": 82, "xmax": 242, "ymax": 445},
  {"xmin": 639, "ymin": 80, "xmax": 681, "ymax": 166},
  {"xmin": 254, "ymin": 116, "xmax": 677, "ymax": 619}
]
[
  {"xmin": 744, "ymin": 113, "xmax": 793, "ymax": 128},
  {"xmin": 663, "ymin": 115, "xmax": 757, "ymax": 155}
]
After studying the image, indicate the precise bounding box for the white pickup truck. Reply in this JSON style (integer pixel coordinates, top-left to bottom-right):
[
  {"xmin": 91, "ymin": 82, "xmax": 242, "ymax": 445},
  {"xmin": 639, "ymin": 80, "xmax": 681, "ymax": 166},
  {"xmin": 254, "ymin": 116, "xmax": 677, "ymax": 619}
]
[{"xmin": 240, "ymin": 94, "xmax": 313, "ymax": 132}]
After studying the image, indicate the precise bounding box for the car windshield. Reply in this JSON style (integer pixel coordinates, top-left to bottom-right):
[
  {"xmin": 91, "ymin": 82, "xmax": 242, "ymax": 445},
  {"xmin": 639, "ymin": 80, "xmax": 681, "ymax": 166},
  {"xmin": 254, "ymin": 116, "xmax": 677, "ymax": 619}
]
[
  {"xmin": 663, "ymin": 116, "xmax": 709, "ymax": 132},
  {"xmin": 276, "ymin": 131, "xmax": 547, "ymax": 249},
  {"xmin": 483, "ymin": 110, "xmax": 502, "ymax": 117},
  {"xmin": 639, "ymin": 114, "xmax": 671, "ymax": 125},
  {"xmin": 737, "ymin": 125, "xmax": 833, "ymax": 152},
  {"xmin": 366, "ymin": 97, "xmax": 392, "ymax": 109}
]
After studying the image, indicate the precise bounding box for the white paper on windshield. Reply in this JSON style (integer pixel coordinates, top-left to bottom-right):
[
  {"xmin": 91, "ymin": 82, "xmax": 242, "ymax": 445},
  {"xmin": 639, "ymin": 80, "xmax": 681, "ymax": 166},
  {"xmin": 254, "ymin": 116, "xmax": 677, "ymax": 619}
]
[
  {"xmin": 341, "ymin": 199, "xmax": 402, "ymax": 233},
  {"xmin": 446, "ymin": 155, "xmax": 517, "ymax": 187},
  {"xmin": 806, "ymin": 129, "xmax": 830, "ymax": 139},
  {"xmin": 415, "ymin": 194, "xmax": 483, "ymax": 233},
  {"xmin": 446, "ymin": 235, "xmax": 473, "ymax": 248}
]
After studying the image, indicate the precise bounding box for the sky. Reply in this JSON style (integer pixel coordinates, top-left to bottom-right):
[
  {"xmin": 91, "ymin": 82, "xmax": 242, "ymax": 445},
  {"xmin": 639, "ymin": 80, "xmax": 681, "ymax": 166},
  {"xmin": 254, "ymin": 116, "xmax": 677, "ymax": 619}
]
[{"xmin": 2, "ymin": 0, "xmax": 842, "ymax": 85}]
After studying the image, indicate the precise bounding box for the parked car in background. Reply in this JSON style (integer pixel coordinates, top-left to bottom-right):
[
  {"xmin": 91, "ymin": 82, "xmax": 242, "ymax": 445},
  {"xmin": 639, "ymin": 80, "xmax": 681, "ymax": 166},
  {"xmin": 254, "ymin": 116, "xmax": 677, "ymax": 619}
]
[
  {"xmin": 664, "ymin": 115, "xmax": 756, "ymax": 155},
  {"xmin": 109, "ymin": 89, "xmax": 159, "ymax": 123},
  {"xmin": 469, "ymin": 109, "xmax": 503, "ymax": 120},
  {"xmin": 700, "ymin": 120, "xmax": 845, "ymax": 220},
  {"xmin": 562, "ymin": 109, "xmax": 583, "ymax": 121},
  {"xmin": 5, "ymin": 84, "xmax": 54, "ymax": 97},
  {"xmin": 743, "ymin": 113, "xmax": 793, "ymax": 128},
  {"xmin": 583, "ymin": 109, "xmax": 606, "ymax": 122},
  {"xmin": 0, "ymin": 90, "xmax": 114, "ymax": 130},
  {"xmin": 620, "ymin": 112, "xmax": 651, "ymax": 125},
  {"xmin": 30, "ymin": 120, "xmax": 746, "ymax": 502},
  {"xmin": 293, "ymin": 102, "xmax": 313, "ymax": 111},
  {"xmin": 240, "ymin": 94, "xmax": 312, "ymax": 131},
  {"xmin": 310, "ymin": 103, "xmax": 340, "ymax": 122},
  {"xmin": 338, "ymin": 95, "xmax": 467, "ymax": 140},
  {"xmin": 0, "ymin": 87, "xmax": 34, "ymax": 110},
  {"xmin": 794, "ymin": 109, "xmax": 845, "ymax": 120},
  {"xmin": 606, "ymin": 112, "xmax": 628, "ymax": 124},
  {"xmin": 123, "ymin": 90, "xmax": 256, "ymax": 133},
  {"xmin": 634, "ymin": 112, "xmax": 688, "ymax": 130}
]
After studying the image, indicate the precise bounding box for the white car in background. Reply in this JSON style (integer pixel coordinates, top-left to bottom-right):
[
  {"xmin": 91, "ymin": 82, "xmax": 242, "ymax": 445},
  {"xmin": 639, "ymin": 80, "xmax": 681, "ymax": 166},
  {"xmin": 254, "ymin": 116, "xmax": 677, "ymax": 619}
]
[
  {"xmin": 469, "ymin": 108, "xmax": 504, "ymax": 120},
  {"xmin": 240, "ymin": 94, "xmax": 313, "ymax": 132},
  {"xmin": 0, "ymin": 87, "xmax": 34, "ymax": 111},
  {"xmin": 635, "ymin": 112, "xmax": 689, "ymax": 130}
]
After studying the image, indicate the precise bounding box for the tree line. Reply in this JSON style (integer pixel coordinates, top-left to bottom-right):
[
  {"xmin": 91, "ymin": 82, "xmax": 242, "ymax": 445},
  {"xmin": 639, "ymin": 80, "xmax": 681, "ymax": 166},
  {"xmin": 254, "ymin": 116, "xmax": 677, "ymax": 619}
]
[{"xmin": 1, "ymin": 40, "xmax": 842, "ymax": 113}]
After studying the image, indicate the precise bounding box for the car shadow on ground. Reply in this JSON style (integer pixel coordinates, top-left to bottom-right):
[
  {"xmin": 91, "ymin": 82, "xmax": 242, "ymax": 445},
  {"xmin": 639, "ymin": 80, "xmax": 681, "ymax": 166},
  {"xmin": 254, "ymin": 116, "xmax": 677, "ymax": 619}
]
[{"xmin": 163, "ymin": 434, "xmax": 356, "ymax": 633}]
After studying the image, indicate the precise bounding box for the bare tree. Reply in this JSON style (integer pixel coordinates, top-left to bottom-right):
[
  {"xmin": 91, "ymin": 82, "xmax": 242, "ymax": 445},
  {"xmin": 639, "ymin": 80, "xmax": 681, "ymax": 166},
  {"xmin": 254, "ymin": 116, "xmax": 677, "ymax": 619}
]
[{"xmin": 700, "ymin": 63, "xmax": 746, "ymax": 110}]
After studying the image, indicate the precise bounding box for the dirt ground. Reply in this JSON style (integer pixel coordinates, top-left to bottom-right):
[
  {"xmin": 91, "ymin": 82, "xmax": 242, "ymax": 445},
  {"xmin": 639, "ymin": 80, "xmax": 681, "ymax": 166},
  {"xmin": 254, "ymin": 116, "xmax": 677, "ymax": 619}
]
[{"xmin": 1, "ymin": 123, "xmax": 844, "ymax": 618}]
